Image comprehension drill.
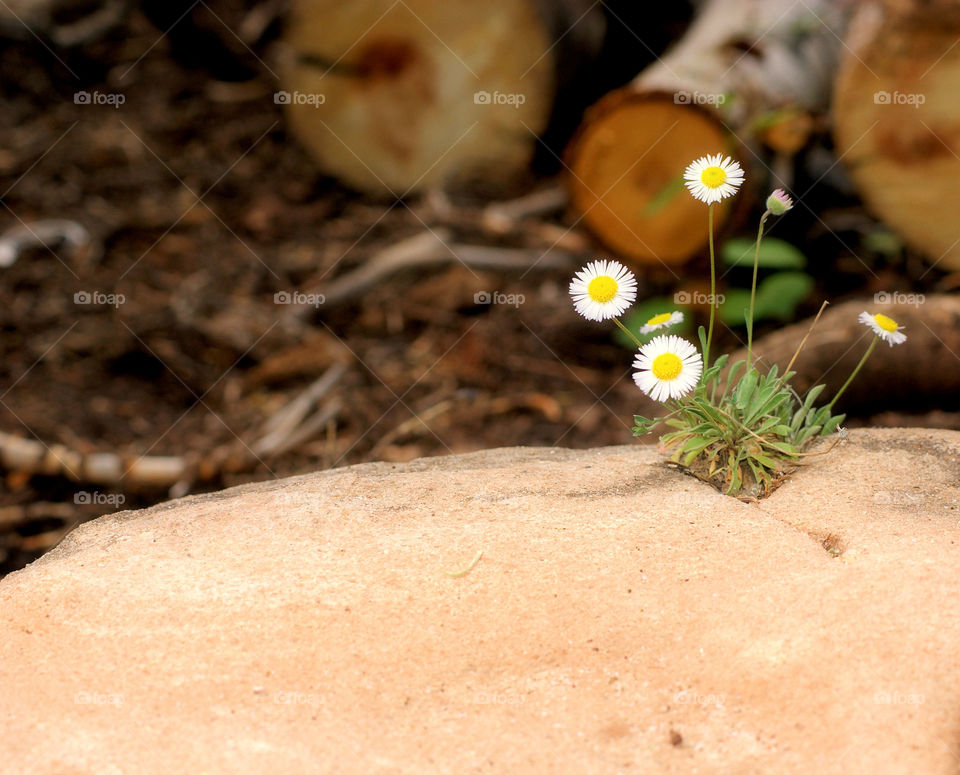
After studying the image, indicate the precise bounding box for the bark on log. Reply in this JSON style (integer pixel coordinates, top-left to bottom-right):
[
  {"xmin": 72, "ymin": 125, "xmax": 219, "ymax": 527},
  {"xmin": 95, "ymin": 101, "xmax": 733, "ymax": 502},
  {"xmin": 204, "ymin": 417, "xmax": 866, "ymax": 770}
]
[
  {"xmin": 736, "ymin": 295, "xmax": 960, "ymax": 413},
  {"xmin": 281, "ymin": 0, "xmax": 604, "ymax": 196},
  {"xmin": 565, "ymin": 0, "xmax": 850, "ymax": 267},
  {"xmin": 833, "ymin": 0, "xmax": 960, "ymax": 272}
]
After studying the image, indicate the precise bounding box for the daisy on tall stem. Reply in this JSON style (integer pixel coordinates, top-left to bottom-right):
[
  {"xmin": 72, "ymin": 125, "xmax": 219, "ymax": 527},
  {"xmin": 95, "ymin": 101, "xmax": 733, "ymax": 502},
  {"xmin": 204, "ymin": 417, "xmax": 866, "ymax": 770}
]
[{"xmin": 683, "ymin": 154, "xmax": 744, "ymax": 368}]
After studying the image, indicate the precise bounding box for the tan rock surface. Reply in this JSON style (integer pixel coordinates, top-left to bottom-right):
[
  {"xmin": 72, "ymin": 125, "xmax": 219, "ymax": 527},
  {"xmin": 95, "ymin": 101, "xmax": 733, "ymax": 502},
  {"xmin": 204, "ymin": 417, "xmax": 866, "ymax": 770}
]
[{"xmin": 2, "ymin": 428, "xmax": 959, "ymax": 773}]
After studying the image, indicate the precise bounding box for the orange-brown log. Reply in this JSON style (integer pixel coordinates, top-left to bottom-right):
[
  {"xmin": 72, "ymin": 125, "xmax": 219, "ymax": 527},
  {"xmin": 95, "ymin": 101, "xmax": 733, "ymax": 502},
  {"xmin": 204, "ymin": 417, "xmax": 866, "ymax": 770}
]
[
  {"xmin": 833, "ymin": 1, "xmax": 960, "ymax": 272},
  {"xmin": 281, "ymin": 0, "xmax": 603, "ymax": 197},
  {"xmin": 566, "ymin": 93, "xmax": 734, "ymax": 267},
  {"xmin": 565, "ymin": 0, "xmax": 849, "ymax": 267}
]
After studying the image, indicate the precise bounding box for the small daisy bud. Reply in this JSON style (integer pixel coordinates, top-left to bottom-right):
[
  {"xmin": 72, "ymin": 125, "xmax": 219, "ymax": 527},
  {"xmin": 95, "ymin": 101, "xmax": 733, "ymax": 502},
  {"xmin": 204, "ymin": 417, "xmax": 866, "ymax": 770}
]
[{"xmin": 766, "ymin": 189, "xmax": 793, "ymax": 215}]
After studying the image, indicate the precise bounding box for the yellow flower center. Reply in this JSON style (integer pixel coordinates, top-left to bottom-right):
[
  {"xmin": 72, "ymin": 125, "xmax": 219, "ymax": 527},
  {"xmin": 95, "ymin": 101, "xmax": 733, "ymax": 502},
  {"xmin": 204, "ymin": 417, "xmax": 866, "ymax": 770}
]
[
  {"xmin": 587, "ymin": 275, "xmax": 618, "ymax": 303},
  {"xmin": 646, "ymin": 312, "xmax": 672, "ymax": 326},
  {"xmin": 873, "ymin": 313, "xmax": 899, "ymax": 332},
  {"xmin": 651, "ymin": 352, "xmax": 683, "ymax": 381},
  {"xmin": 700, "ymin": 166, "xmax": 727, "ymax": 188}
]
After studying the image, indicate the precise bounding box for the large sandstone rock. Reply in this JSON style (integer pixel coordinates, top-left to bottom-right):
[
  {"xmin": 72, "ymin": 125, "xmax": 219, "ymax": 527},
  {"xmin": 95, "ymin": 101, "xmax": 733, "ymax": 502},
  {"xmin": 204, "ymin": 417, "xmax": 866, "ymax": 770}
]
[{"xmin": 1, "ymin": 428, "xmax": 959, "ymax": 773}]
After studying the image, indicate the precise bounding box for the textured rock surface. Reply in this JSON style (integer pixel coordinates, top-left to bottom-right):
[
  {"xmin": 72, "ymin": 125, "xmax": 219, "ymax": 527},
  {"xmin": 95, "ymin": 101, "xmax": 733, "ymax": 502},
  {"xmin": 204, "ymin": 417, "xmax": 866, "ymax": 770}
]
[{"xmin": 2, "ymin": 428, "xmax": 959, "ymax": 773}]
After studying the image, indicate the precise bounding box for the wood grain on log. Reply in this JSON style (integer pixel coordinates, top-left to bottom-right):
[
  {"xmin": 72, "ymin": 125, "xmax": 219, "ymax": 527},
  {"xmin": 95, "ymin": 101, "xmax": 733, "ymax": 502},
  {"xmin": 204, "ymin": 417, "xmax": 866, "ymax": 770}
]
[
  {"xmin": 282, "ymin": 0, "xmax": 602, "ymax": 196},
  {"xmin": 565, "ymin": 0, "xmax": 849, "ymax": 266},
  {"xmin": 833, "ymin": 1, "xmax": 960, "ymax": 271}
]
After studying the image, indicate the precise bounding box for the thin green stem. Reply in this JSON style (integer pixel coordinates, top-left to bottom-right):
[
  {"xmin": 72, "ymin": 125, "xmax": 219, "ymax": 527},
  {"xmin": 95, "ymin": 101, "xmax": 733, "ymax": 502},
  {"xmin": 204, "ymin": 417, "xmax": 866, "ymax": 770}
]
[
  {"xmin": 828, "ymin": 337, "xmax": 878, "ymax": 410},
  {"xmin": 747, "ymin": 210, "xmax": 771, "ymax": 367},
  {"xmin": 612, "ymin": 316, "xmax": 643, "ymax": 348},
  {"xmin": 705, "ymin": 203, "xmax": 716, "ymax": 370}
]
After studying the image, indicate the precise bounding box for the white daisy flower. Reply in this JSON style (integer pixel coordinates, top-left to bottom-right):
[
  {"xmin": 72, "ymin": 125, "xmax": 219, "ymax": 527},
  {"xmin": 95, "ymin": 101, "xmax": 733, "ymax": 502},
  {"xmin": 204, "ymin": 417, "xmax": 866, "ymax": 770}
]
[
  {"xmin": 683, "ymin": 154, "xmax": 745, "ymax": 204},
  {"xmin": 633, "ymin": 335, "xmax": 703, "ymax": 402},
  {"xmin": 569, "ymin": 259, "xmax": 637, "ymax": 321},
  {"xmin": 859, "ymin": 311, "xmax": 907, "ymax": 346},
  {"xmin": 639, "ymin": 310, "xmax": 684, "ymax": 334}
]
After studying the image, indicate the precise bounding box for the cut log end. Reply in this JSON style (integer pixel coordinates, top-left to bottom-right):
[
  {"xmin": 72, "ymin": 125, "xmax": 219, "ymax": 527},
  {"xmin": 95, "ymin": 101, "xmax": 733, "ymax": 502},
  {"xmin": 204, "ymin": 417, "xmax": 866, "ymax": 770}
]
[
  {"xmin": 833, "ymin": 2, "xmax": 960, "ymax": 271},
  {"xmin": 282, "ymin": 0, "xmax": 558, "ymax": 196},
  {"xmin": 565, "ymin": 92, "xmax": 735, "ymax": 266}
]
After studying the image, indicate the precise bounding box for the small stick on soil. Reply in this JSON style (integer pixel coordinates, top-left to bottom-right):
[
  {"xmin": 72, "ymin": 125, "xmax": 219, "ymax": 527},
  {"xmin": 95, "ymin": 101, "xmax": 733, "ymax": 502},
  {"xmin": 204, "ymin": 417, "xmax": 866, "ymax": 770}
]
[
  {"xmin": 481, "ymin": 185, "xmax": 568, "ymax": 232},
  {"xmin": 0, "ymin": 430, "xmax": 190, "ymax": 489},
  {"xmin": 252, "ymin": 362, "xmax": 348, "ymax": 458},
  {"xmin": 784, "ymin": 300, "xmax": 829, "ymax": 376},
  {"xmin": 424, "ymin": 184, "xmax": 586, "ymax": 251},
  {"xmin": 368, "ymin": 394, "xmax": 466, "ymax": 457},
  {"xmin": 0, "ymin": 219, "xmax": 97, "ymax": 267},
  {"xmin": 302, "ymin": 230, "xmax": 579, "ymax": 312},
  {"xmin": 257, "ymin": 399, "xmax": 343, "ymax": 459},
  {"xmin": 258, "ymin": 363, "xmax": 348, "ymax": 438}
]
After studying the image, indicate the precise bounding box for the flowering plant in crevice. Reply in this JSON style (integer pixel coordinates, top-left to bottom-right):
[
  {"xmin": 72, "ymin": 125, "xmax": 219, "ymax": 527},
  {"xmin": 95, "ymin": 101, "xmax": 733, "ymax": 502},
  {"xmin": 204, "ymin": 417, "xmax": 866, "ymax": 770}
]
[{"xmin": 569, "ymin": 159, "xmax": 906, "ymax": 499}]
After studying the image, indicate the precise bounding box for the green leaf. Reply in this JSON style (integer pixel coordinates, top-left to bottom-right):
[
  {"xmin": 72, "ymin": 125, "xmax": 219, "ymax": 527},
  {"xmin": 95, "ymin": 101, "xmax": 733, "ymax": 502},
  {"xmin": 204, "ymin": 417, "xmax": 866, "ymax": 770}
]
[
  {"xmin": 701, "ymin": 353, "xmax": 730, "ymax": 387},
  {"xmin": 722, "ymin": 236, "xmax": 808, "ymax": 269},
  {"xmin": 718, "ymin": 289, "xmax": 751, "ymax": 326},
  {"xmin": 822, "ymin": 414, "xmax": 846, "ymax": 436},
  {"xmin": 810, "ymin": 406, "xmax": 832, "ymax": 429},
  {"xmin": 862, "ymin": 229, "xmax": 904, "ymax": 259},
  {"xmin": 746, "ymin": 390, "xmax": 792, "ymax": 427},
  {"xmin": 746, "ymin": 458, "xmax": 771, "ymax": 490},
  {"xmin": 734, "ymin": 368, "xmax": 759, "ymax": 408},
  {"xmin": 791, "ymin": 384, "xmax": 825, "ymax": 432},
  {"xmin": 720, "ymin": 272, "xmax": 814, "ymax": 326},
  {"xmin": 643, "ymin": 175, "xmax": 686, "ymax": 216},
  {"xmin": 722, "ymin": 359, "xmax": 746, "ymax": 398},
  {"xmin": 753, "ymin": 453, "xmax": 787, "ymax": 470},
  {"xmin": 728, "ymin": 453, "xmax": 744, "ymax": 493},
  {"xmin": 682, "ymin": 437, "xmax": 717, "ymax": 466},
  {"xmin": 754, "ymin": 272, "xmax": 815, "ymax": 322}
]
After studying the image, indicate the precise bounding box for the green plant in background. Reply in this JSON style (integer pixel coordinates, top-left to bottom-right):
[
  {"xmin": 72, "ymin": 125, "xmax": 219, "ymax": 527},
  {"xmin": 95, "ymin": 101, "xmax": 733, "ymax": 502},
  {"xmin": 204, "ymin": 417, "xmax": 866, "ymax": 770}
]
[
  {"xmin": 569, "ymin": 163, "xmax": 908, "ymax": 499},
  {"xmin": 615, "ymin": 301, "xmax": 695, "ymax": 348},
  {"xmin": 719, "ymin": 235, "xmax": 813, "ymax": 326},
  {"xmin": 614, "ymin": 236, "xmax": 813, "ymax": 350}
]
